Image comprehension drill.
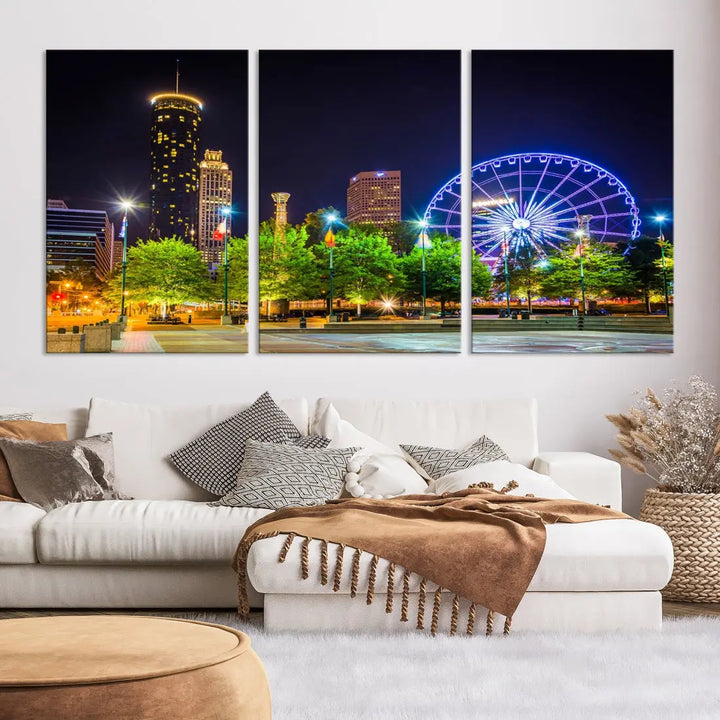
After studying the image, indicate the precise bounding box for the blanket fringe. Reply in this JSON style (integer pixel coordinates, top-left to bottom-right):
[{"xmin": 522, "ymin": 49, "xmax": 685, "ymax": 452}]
[
  {"xmin": 333, "ymin": 544, "xmax": 346, "ymax": 592},
  {"xmin": 401, "ymin": 569, "xmax": 411, "ymax": 622},
  {"xmin": 500, "ymin": 480, "xmax": 519, "ymax": 494},
  {"xmin": 385, "ymin": 562, "xmax": 396, "ymax": 614},
  {"xmin": 450, "ymin": 594, "xmax": 460, "ymax": 636},
  {"xmin": 486, "ymin": 609, "xmax": 495, "ymax": 636},
  {"xmin": 301, "ymin": 536, "xmax": 310, "ymax": 579},
  {"xmin": 367, "ymin": 554, "xmax": 378, "ymax": 605},
  {"xmin": 416, "ymin": 578, "xmax": 427, "ymax": 630},
  {"xmin": 235, "ymin": 529, "xmax": 281, "ymax": 619},
  {"xmin": 350, "ymin": 548, "xmax": 361, "ymax": 598},
  {"xmin": 278, "ymin": 532, "xmax": 296, "ymax": 563},
  {"xmin": 466, "ymin": 603, "xmax": 476, "ymax": 636},
  {"xmin": 431, "ymin": 587, "xmax": 443, "ymax": 637},
  {"xmin": 320, "ymin": 540, "xmax": 328, "ymax": 585},
  {"xmin": 504, "ymin": 616, "xmax": 513, "ymax": 635}
]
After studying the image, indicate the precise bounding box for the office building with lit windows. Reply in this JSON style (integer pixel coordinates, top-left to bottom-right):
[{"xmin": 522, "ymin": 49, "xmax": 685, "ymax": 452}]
[
  {"xmin": 198, "ymin": 149, "xmax": 232, "ymax": 264},
  {"xmin": 46, "ymin": 200, "xmax": 118, "ymax": 279},
  {"xmin": 346, "ymin": 170, "xmax": 402, "ymax": 226},
  {"xmin": 149, "ymin": 92, "xmax": 202, "ymax": 242}
]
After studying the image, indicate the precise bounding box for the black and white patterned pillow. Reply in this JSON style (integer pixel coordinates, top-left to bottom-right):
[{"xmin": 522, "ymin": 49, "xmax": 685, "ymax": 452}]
[
  {"xmin": 400, "ymin": 436, "xmax": 509, "ymax": 481},
  {"xmin": 168, "ymin": 392, "xmax": 312, "ymax": 497},
  {"xmin": 0, "ymin": 412, "xmax": 32, "ymax": 421},
  {"xmin": 209, "ymin": 440, "xmax": 359, "ymax": 510}
]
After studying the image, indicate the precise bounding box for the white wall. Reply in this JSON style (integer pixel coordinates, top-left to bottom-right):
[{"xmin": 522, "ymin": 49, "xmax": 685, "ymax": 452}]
[{"xmin": 0, "ymin": 0, "xmax": 718, "ymax": 515}]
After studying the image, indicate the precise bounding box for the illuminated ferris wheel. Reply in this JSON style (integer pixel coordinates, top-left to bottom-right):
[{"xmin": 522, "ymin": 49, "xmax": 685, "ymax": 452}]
[{"xmin": 424, "ymin": 152, "xmax": 641, "ymax": 265}]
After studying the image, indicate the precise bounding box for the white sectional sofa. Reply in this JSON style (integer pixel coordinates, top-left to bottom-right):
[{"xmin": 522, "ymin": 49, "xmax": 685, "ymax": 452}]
[{"xmin": 0, "ymin": 396, "xmax": 673, "ymax": 634}]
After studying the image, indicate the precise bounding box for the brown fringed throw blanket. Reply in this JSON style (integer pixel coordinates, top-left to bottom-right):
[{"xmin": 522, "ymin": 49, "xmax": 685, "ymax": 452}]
[{"xmin": 232, "ymin": 488, "xmax": 629, "ymax": 636}]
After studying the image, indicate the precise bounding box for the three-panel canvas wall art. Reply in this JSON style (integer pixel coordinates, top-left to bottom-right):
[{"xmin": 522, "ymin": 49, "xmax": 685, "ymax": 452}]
[{"xmin": 46, "ymin": 49, "xmax": 673, "ymax": 354}]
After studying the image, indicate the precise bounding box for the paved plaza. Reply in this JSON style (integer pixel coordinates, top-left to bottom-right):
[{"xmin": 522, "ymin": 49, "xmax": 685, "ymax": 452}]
[{"xmin": 112, "ymin": 327, "xmax": 249, "ymax": 353}]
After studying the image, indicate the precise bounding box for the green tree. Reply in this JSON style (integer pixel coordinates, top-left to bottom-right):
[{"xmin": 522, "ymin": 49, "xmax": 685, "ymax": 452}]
[
  {"xmin": 303, "ymin": 207, "xmax": 345, "ymax": 246},
  {"xmin": 259, "ymin": 222, "xmax": 321, "ymax": 311},
  {"xmin": 400, "ymin": 234, "xmax": 474, "ymax": 315},
  {"xmin": 494, "ymin": 247, "xmax": 545, "ymax": 312},
  {"xmin": 383, "ymin": 221, "xmax": 422, "ymax": 256},
  {"xmin": 106, "ymin": 237, "xmax": 213, "ymax": 315},
  {"xmin": 623, "ymin": 236, "xmax": 668, "ymax": 313},
  {"xmin": 316, "ymin": 225, "xmax": 401, "ymax": 316},
  {"xmin": 227, "ymin": 235, "xmax": 249, "ymax": 303},
  {"xmin": 540, "ymin": 240, "xmax": 636, "ymax": 304}
]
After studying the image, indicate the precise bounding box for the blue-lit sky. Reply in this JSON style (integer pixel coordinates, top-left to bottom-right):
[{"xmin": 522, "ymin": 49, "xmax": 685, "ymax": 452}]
[{"xmin": 472, "ymin": 50, "xmax": 674, "ymax": 235}]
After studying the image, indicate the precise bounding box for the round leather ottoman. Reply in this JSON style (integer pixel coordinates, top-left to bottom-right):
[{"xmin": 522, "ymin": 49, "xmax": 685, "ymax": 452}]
[{"xmin": 0, "ymin": 616, "xmax": 271, "ymax": 720}]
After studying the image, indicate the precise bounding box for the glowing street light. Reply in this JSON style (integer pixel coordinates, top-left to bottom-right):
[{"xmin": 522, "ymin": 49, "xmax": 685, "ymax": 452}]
[
  {"xmin": 325, "ymin": 213, "xmax": 338, "ymax": 321},
  {"xmin": 221, "ymin": 206, "xmax": 231, "ymax": 323},
  {"xmin": 416, "ymin": 220, "xmax": 432, "ymax": 318},
  {"xmin": 654, "ymin": 214, "xmax": 671, "ymax": 318},
  {"xmin": 118, "ymin": 200, "xmax": 133, "ymax": 322}
]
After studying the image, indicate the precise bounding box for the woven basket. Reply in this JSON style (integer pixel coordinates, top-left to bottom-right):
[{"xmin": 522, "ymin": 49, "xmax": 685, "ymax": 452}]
[{"xmin": 640, "ymin": 488, "xmax": 720, "ymax": 602}]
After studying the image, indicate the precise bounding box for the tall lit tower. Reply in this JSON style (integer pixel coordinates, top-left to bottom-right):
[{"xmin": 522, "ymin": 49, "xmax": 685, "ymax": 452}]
[
  {"xmin": 198, "ymin": 150, "xmax": 233, "ymax": 263},
  {"xmin": 148, "ymin": 68, "xmax": 202, "ymax": 242},
  {"xmin": 271, "ymin": 192, "xmax": 291, "ymax": 237}
]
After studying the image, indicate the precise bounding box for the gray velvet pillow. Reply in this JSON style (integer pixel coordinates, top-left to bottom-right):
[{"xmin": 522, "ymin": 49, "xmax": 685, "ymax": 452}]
[{"xmin": 0, "ymin": 433, "xmax": 123, "ymax": 511}]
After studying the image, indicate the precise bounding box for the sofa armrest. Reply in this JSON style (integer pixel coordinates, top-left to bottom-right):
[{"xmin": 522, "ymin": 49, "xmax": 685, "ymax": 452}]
[{"xmin": 532, "ymin": 452, "xmax": 622, "ymax": 511}]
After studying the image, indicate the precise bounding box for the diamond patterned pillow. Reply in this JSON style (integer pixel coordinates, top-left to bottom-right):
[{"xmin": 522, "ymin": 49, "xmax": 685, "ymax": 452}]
[
  {"xmin": 400, "ymin": 436, "xmax": 509, "ymax": 481},
  {"xmin": 210, "ymin": 440, "xmax": 359, "ymax": 510},
  {"xmin": 168, "ymin": 392, "xmax": 317, "ymax": 497}
]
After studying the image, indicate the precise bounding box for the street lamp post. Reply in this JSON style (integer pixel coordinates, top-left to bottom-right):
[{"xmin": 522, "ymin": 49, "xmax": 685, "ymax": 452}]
[
  {"xmin": 575, "ymin": 215, "xmax": 592, "ymax": 316},
  {"xmin": 503, "ymin": 232, "xmax": 511, "ymax": 318},
  {"xmin": 416, "ymin": 221, "xmax": 432, "ymax": 318},
  {"xmin": 325, "ymin": 213, "xmax": 338, "ymax": 321},
  {"xmin": 118, "ymin": 201, "xmax": 132, "ymax": 323},
  {"xmin": 655, "ymin": 215, "xmax": 671, "ymax": 319},
  {"xmin": 221, "ymin": 207, "xmax": 231, "ymax": 324}
]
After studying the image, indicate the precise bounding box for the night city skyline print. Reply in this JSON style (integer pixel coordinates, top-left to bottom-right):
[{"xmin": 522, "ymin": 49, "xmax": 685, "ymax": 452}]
[
  {"xmin": 45, "ymin": 50, "xmax": 249, "ymax": 354},
  {"xmin": 258, "ymin": 50, "xmax": 462, "ymax": 354},
  {"xmin": 468, "ymin": 50, "xmax": 674, "ymax": 354}
]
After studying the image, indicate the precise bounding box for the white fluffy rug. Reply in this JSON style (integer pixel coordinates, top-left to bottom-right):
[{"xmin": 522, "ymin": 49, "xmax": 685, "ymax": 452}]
[{"xmin": 180, "ymin": 613, "xmax": 720, "ymax": 720}]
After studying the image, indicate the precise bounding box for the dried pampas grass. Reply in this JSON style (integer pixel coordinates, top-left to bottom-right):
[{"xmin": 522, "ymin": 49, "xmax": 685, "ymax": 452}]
[{"xmin": 608, "ymin": 376, "xmax": 720, "ymax": 494}]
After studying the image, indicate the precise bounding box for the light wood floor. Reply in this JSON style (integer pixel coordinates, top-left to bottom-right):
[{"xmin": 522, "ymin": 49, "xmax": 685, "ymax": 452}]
[{"xmin": 1, "ymin": 603, "xmax": 718, "ymax": 621}]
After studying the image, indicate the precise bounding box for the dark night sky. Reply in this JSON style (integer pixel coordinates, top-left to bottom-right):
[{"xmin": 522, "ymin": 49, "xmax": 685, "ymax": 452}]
[
  {"xmin": 46, "ymin": 50, "xmax": 672, "ymax": 240},
  {"xmin": 259, "ymin": 50, "xmax": 461, "ymax": 224},
  {"xmin": 472, "ymin": 50, "xmax": 674, "ymax": 229},
  {"xmin": 46, "ymin": 50, "xmax": 249, "ymax": 240}
]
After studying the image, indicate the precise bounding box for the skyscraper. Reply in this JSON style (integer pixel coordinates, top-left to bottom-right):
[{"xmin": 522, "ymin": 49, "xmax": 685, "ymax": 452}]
[
  {"xmin": 149, "ymin": 91, "xmax": 202, "ymax": 242},
  {"xmin": 346, "ymin": 170, "xmax": 402, "ymax": 226},
  {"xmin": 198, "ymin": 150, "xmax": 233, "ymax": 264},
  {"xmin": 46, "ymin": 200, "xmax": 118, "ymax": 279}
]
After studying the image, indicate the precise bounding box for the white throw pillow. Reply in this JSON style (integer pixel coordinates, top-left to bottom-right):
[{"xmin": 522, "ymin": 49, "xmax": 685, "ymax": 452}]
[
  {"xmin": 427, "ymin": 461, "xmax": 575, "ymax": 500},
  {"xmin": 85, "ymin": 396, "xmax": 309, "ymax": 501},
  {"xmin": 313, "ymin": 402, "xmax": 426, "ymax": 498},
  {"xmin": 312, "ymin": 402, "xmax": 399, "ymax": 456},
  {"xmin": 345, "ymin": 453, "xmax": 428, "ymax": 499}
]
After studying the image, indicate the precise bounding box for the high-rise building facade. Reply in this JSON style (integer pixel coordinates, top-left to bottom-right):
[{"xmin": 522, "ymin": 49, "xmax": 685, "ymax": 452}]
[
  {"xmin": 198, "ymin": 150, "xmax": 232, "ymax": 264},
  {"xmin": 46, "ymin": 200, "xmax": 117, "ymax": 278},
  {"xmin": 149, "ymin": 92, "xmax": 202, "ymax": 242},
  {"xmin": 346, "ymin": 170, "xmax": 402, "ymax": 226}
]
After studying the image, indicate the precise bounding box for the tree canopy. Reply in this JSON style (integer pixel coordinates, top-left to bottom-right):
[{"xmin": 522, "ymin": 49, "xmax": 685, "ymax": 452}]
[{"xmin": 106, "ymin": 237, "xmax": 214, "ymax": 314}]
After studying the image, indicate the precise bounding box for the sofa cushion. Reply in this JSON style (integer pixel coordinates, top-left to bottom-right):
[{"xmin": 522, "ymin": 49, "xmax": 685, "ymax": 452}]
[
  {"xmin": 315, "ymin": 398, "xmax": 539, "ymax": 467},
  {"xmin": 36, "ymin": 500, "xmax": 272, "ymax": 565},
  {"xmin": 0, "ymin": 502, "xmax": 46, "ymax": 564},
  {"xmin": 247, "ymin": 519, "xmax": 673, "ymax": 594},
  {"xmin": 85, "ymin": 397, "xmax": 309, "ymax": 501}
]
